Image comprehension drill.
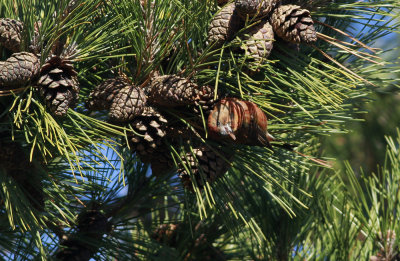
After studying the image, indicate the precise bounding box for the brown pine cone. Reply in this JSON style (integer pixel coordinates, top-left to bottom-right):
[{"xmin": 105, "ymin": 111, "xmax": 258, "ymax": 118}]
[
  {"xmin": 151, "ymin": 224, "xmax": 180, "ymax": 247},
  {"xmin": 109, "ymin": 85, "xmax": 147, "ymax": 123},
  {"xmin": 127, "ymin": 106, "xmax": 168, "ymax": 160},
  {"xmin": 87, "ymin": 77, "xmax": 128, "ymax": 111},
  {"xmin": 0, "ymin": 18, "xmax": 23, "ymax": 52},
  {"xmin": 0, "ymin": 141, "xmax": 44, "ymax": 211},
  {"xmin": 194, "ymin": 85, "xmax": 217, "ymax": 115},
  {"xmin": 241, "ymin": 20, "xmax": 274, "ymax": 61},
  {"xmin": 146, "ymin": 75, "xmax": 199, "ymax": 108},
  {"xmin": 270, "ymin": 4, "xmax": 317, "ymax": 44},
  {"xmin": 38, "ymin": 54, "xmax": 79, "ymax": 117},
  {"xmin": 0, "ymin": 52, "xmax": 39, "ymax": 89},
  {"xmin": 208, "ymin": 3, "xmax": 243, "ymax": 48}
]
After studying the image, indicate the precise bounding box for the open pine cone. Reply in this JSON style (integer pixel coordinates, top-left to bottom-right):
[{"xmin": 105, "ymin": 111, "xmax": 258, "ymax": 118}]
[
  {"xmin": 127, "ymin": 106, "xmax": 169, "ymax": 160},
  {"xmin": 38, "ymin": 55, "xmax": 79, "ymax": 117}
]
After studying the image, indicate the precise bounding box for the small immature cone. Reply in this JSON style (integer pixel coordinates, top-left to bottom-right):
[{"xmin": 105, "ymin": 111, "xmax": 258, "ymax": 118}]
[
  {"xmin": 208, "ymin": 3, "xmax": 243, "ymax": 48},
  {"xmin": 241, "ymin": 20, "xmax": 274, "ymax": 61},
  {"xmin": 235, "ymin": 0, "xmax": 280, "ymax": 19},
  {"xmin": 0, "ymin": 52, "xmax": 39, "ymax": 88},
  {"xmin": 109, "ymin": 85, "xmax": 146, "ymax": 123},
  {"xmin": 0, "ymin": 18, "xmax": 23, "ymax": 52},
  {"xmin": 207, "ymin": 97, "xmax": 274, "ymax": 147},
  {"xmin": 270, "ymin": 5, "xmax": 317, "ymax": 44}
]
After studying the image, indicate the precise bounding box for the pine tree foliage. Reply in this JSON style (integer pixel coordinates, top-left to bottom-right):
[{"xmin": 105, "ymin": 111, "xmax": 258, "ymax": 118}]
[{"xmin": 0, "ymin": 0, "xmax": 398, "ymax": 260}]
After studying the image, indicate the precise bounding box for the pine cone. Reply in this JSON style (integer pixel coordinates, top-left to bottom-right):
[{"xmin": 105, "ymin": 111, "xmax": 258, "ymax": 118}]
[
  {"xmin": 87, "ymin": 77, "xmax": 128, "ymax": 111},
  {"xmin": 270, "ymin": 5, "xmax": 317, "ymax": 44},
  {"xmin": 0, "ymin": 52, "xmax": 39, "ymax": 88},
  {"xmin": 151, "ymin": 224, "xmax": 180, "ymax": 247},
  {"xmin": 146, "ymin": 75, "xmax": 200, "ymax": 108},
  {"xmin": 109, "ymin": 85, "xmax": 146, "ymax": 123},
  {"xmin": 38, "ymin": 55, "xmax": 79, "ymax": 117},
  {"xmin": 0, "ymin": 18, "xmax": 23, "ymax": 52},
  {"xmin": 241, "ymin": 20, "xmax": 274, "ymax": 61},
  {"xmin": 208, "ymin": 3, "xmax": 243, "ymax": 48},
  {"xmin": 178, "ymin": 145, "xmax": 233, "ymax": 189},
  {"xmin": 235, "ymin": 0, "xmax": 279, "ymax": 19},
  {"xmin": 127, "ymin": 106, "xmax": 168, "ymax": 160},
  {"xmin": 194, "ymin": 85, "xmax": 217, "ymax": 115}
]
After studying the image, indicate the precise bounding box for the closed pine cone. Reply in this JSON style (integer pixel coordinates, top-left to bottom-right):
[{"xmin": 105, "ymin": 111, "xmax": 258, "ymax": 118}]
[
  {"xmin": 208, "ymin": 3, "xmax": 243, "ymax": 48},
  {"xmin": 0, "ymin": 52, "xmax": 39, "ymax": 89},
  {"xmin": 146, "ymin": 74, "xmax": 199, "ymax": 108},
  {"xmin": 270, "ymin": 4, "xmax": 317, "ymax": 44},
  {"xmin": 87, "ymin": 77, "xmax": 129, "ymax": 111},
  {"xmin": 241, "ymin": 20, "xmax": 274, "ymax": 61},
  {"xmin": 0, "ymin": 141, "xmax": 30, "ymax": 171},
  {"xmin": 109, "ymin": 85, "xmax": 146, "ymax": 123},
  {"xmin": 0, "ymin": 18, "xmax": 23, "ymax": 52}
]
